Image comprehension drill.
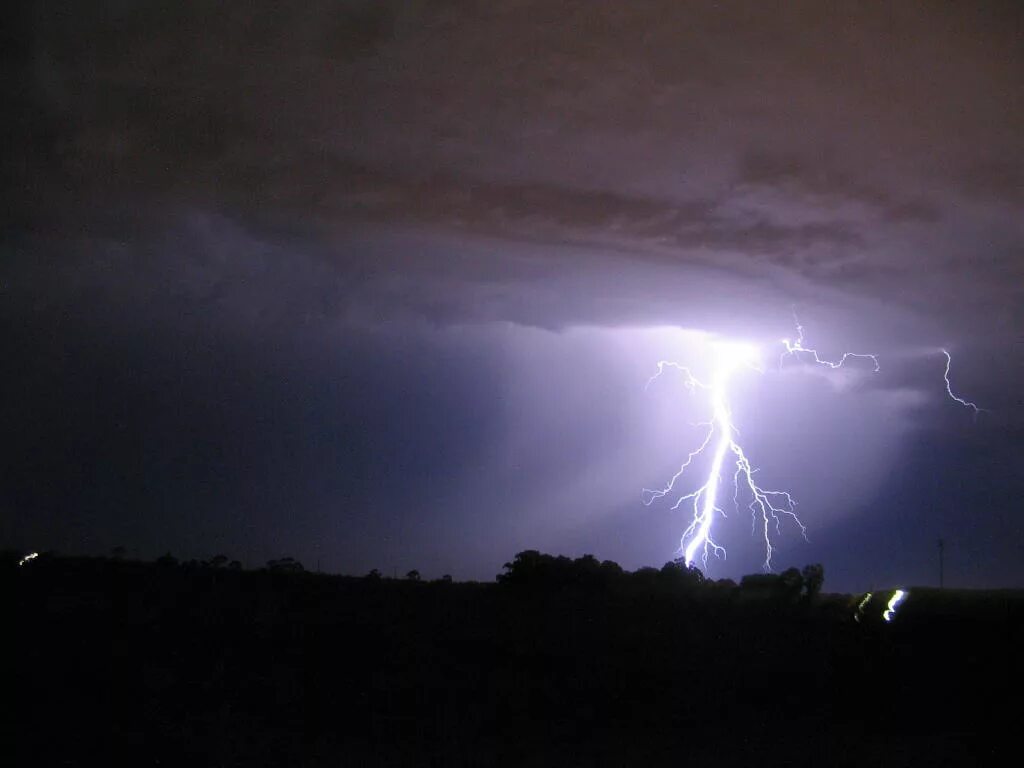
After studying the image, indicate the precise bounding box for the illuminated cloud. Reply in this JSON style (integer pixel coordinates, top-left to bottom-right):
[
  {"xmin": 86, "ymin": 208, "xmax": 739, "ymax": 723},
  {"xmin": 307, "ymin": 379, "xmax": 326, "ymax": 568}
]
[{"xmin": 2, "ymin": 2, "xmax": 1021, "ymax": 586}]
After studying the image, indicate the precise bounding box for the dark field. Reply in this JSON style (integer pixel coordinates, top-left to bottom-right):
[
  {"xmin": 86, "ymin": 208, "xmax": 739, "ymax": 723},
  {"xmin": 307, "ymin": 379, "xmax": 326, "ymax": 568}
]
[{"xmin": 12, "ymin": 554, "xmax": 1024, "ymax": 766}]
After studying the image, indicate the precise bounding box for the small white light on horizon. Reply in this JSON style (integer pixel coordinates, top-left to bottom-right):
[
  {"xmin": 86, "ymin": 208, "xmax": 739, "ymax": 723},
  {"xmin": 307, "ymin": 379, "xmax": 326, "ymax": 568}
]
[
  {"xmin": 854, "ymin": 592, "xmax": 873, "ymax": 623},
  {"xmin": 18, "ymin": 552, "xmax": 39, "ymax": 567}
]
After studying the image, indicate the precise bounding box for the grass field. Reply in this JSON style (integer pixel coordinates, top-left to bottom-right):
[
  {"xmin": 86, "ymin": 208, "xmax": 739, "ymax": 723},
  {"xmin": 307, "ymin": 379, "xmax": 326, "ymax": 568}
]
[{"xmin": 12, "ymin": 553, "xmax": 1022, "ymax": 766}]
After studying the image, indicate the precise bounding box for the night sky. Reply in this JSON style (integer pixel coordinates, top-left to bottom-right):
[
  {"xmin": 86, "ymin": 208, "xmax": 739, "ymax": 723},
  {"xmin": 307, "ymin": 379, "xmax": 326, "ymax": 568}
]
[{"xmin": 3, "ymin": 1, "xmax": 1022, "ymax": 591}]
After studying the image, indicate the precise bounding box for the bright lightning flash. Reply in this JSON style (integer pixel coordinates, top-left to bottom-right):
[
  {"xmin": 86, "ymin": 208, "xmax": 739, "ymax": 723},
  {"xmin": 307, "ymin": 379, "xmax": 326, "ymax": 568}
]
[
  {"xmin": 643, "ymin": 341, "xmax": 806, "ymax": 571},
  {"xmin": 941, "ymin": 349, "xmax": 984, "ymax": 415},
  {"xmin": 644, "ymin": 324, "xmax": 984, "ymax": 574},
  {"xmin": 780, "ymin": 318, "xmax": 880, "ymax": 372}
]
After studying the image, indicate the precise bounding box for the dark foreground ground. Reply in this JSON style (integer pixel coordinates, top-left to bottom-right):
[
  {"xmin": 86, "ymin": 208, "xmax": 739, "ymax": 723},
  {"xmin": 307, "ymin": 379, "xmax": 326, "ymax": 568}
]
[{"xmin": 11, "ymin": 555, "xmax": 1024, "ymax": 766}]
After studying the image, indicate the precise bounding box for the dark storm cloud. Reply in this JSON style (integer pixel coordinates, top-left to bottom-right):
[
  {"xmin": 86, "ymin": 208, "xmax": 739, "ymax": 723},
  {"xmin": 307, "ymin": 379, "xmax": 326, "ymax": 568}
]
[
  {"xmin": 7, "ymin": 0, "xmax": 1022, "ymax": 339},
  {"xmin": 736, "ymin": 151, "xmax": 942, "ymax": 225},
  {"xmin": 3, "ymin": 1, "xmax": 1022, "ymax": 583}
]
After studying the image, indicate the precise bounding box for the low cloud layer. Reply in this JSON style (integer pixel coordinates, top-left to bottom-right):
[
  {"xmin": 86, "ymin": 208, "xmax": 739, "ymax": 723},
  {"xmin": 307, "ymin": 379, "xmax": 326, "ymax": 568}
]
[{"xmin": 8, "ymin": 2, "xmax": 1023, "ymax": 339}]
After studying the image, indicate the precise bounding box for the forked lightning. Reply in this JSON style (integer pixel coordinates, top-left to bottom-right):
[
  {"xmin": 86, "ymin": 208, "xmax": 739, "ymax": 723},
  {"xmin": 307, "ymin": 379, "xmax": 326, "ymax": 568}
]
[{"xmin": 645, "ymin": 324, "xmax": 982, "ymax": 572}]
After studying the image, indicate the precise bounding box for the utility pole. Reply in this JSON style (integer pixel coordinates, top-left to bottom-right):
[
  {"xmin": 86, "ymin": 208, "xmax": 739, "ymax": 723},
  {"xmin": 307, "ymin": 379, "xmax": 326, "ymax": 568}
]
[{"xmin": 938, "ymin": 538, "xmax": 945, "ymax": 588}]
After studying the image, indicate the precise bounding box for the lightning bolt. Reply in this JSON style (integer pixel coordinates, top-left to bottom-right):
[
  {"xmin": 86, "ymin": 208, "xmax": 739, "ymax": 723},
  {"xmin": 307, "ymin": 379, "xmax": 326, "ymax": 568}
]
[
  {"xmin": 643, "ymin": 341, "xmax": 806, "ymax": 571},
  {"xmin": 644, "ymin": 323, "xmax": 985, "ymax": 575},
  {"xmin": 780, "ymin": 314, "xmax": 879, "ymax": 372},
  {"xmin": 941, "ymin": 348, "xmax": 984, "ymax": 415}
]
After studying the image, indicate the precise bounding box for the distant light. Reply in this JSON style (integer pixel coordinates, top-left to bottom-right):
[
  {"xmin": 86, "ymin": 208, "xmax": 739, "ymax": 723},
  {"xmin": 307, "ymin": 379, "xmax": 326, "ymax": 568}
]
[
  {"xmin": 883, "ymin": 589, "xmax": 908, "ymax": 622},
  {"xmin": 18, "ymin": 552, "xmax": 39, "ymax": 567},
  {"xmin": 854, "ymin": 592, "xmax": 873, "ymax": 622}
]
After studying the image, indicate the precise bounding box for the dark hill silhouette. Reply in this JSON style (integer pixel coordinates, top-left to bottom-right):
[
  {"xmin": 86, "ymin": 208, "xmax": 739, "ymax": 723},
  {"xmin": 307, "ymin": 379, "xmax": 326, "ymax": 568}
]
[{"xmin": 10, "ymin": 550, "xmax": 1023, "ymax": 766}]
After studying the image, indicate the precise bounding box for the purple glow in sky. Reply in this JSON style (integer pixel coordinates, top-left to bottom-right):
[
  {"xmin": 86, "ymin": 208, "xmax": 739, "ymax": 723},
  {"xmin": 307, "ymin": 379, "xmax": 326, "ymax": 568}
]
[
  {"xmin": 643, "ymin": 327, "xmax": 985, "ymax": 576},
  {"xmin": 2, "ymin": 1, "xmax": 1022, "ymax": 590}
]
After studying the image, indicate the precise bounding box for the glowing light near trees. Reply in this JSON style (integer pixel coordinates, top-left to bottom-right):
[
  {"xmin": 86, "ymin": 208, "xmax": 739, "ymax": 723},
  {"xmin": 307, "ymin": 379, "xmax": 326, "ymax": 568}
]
[
  {"xmin": 883, "ymin": 589, "xmax": 909, "ymax": 622},
  {"xmin": 854, "ymin": 592, "xmax": 874, "ymax": 623},
  {"xmin": 644, "ymin": 322, "xmax": 983, "ymax": 573}
]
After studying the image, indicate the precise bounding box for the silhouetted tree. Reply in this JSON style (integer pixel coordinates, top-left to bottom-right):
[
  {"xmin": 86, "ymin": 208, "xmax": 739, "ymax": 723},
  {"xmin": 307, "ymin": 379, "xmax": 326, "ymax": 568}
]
[
  {"xmin": 440, "ymin": 574, "xmax": 453, "ymax": 583},
  {"xmin": 267, "ymin": 557, "xmax": 304, "ymax": 573},
  {"xmin": 659, "ymin": 560, "xmax": 705, "ymax": 592},
  {"xmin": 228, "ymin": 560, "xmax": 242, "ymax": 570},
  {"xmin": 739, "ymin": 573, "xmax": 782, "ymax": 596},
  {"xmin": 779, "ymin": 567, "xmax": 804, "ymax": 600},
  {"xmin": 498, "ymin": 550, "xmax": 548, "ymax": 586},
  {"xmin": 365, "ymin": 568, "xmax": 382, "ymax": 580},
  {"xmin": 575, "ymin": 553, "xmax": 601, "ymax": 578},
  {"xmin": 209, "ymin": 554, "xmax": 229, "ymax": 568},
  {"xmin": 600, "ymin": 560, "xmax": 624, "ymax": 578},
  {"xmin": 801, "ymin": 563, "xmax": 825, "ymax": 600},
  {"xmin": 110, "ymin": 545, "xmax": 127, "ymax": 560},
  {"xmin": 498, "ymin": 550, "xmax": 623, "ymax": 591},
  {"xmin": 156, "ymin": 552, "xmax": 178, "ymax": 567},
  {"xmin": 406, "ymin": 569, "xmax": 421, "ymax": 581},
  {"xmin": 631, "ymin": 566, "xmax": 661, "ymax": 591}
]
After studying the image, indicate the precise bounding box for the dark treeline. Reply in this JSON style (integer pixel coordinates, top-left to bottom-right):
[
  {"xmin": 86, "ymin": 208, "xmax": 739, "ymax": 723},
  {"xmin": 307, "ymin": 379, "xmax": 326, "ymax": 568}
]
[
  {"xmin": 496, "ymin": 550, "xmax": 825, "ymax": 604},
  {"xmin": 11, "ymin": 549, "xmax": 1024, "ymax": 766}
]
